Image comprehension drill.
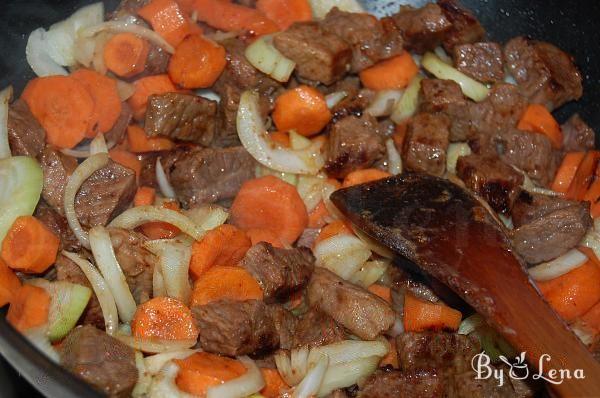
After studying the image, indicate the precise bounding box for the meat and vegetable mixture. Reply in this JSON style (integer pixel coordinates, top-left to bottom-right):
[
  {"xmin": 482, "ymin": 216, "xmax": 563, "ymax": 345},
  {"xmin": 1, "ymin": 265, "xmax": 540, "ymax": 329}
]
[{"xmin": 0, "ymin": 0, "xmax": 598, "ymax": 396}]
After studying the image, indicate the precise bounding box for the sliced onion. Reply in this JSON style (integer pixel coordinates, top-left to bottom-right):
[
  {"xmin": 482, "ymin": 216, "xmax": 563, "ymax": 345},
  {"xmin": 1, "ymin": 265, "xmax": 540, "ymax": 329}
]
[
  {"xmin": 390, "ymin": 75, "xmax": 422, "ymax": 123},
  {"xmin": 144, "ymin": 240, "xmax": 192, "ymax": 304},
  {"xmin": 63, "ymin": 251, "xmax": 119, "ymax": 335},
  {"xmin": 26, "ymin": 28, "xmax": 68, "ymax": 77},
  {"xmin": 196, "ymin": 89, "xmax": 221, "ymax": 103},
  {"xmin": 498, "ymin": 214, "xmax": 513, "ymax": 230},
  {"xmin": 89, "ymin": 226, "xmax": 137, "ymax": 322},
  {"xmin": 290, "ymin": 131, "xmax": 312, "ymax": 150},
  {"xmin": 117, "ymin": 335, "xmax": 197, "ymax": 354},
  {"xmin": 351, "ymin": 226, "xmax": 393, "ymax": 259},
  {"xmin": 349, "ymin": 259, "xmax": 390, "ymax": 288},
  {"xmin": 422, "ymin": 52, "xmax": 489, "ymax": 102},
  {"xmin": 109, "ymin": 206, "xmax": 205, "ymax": 240},
  {"xmin": 0, "ymin": 86, "xmax": 12, "ymax": 160},
  {"xmin": 183, "ymin": 205, "xmax": 229, "ymax": 231},
  {"xmin": 293, "ymin": 354, "xmax": 328, "ymax": 398},
  {"xmin": 148, "ymin": 362, "xmax": 195, "ymax": 398},
  {"xmin": 297, "ymin": 175, "xmax": 326, "ymax": 213},
  {"xmin": 521, "ymin": 172, "xmax": 560, "ymax": 196},
  {"xmin": 385, "ymin": 138, "xmax": 401, "ymax": 176},
  {"xmin": 458, "ymin": 314, "xmax": 485, "ymax": 336},
  {"xmin": 64, "ymin": 153, "xmax": 109, "ymax": 248},
  {"xmin": 145, "ymin": 350, "xmax": 199, "ymax": 375},
  {"xmin": 365, "ymin": 90, "xmax": 403, "ymax": 117},
  {"xmin": 581, "ymin": 226, "xmax": 600, "ymax": 260},
  {"xmin": 91, "ymin": 32, "xmax": 112, "ymax": 75},
  {"xmin": 245, "ymin": 35, "xmax": 296, "ymax": 83},
  {"xmin": 23, "ymin": 326, "xmax": 60, "ymax": 363},
  {"xmin": 314, "ymin": 234, "xmax": 372, "ymax": 280},
  {"xmin": 321, "ymin": 181, "xmax": 344, "ymax": 221},
  {"xmin": 275, "ymin": 346, "xmax": 309, "ymax": 386},
  {"xmin": 256, "ymin": 164, "xmax": 298, "ymax": 185},
  {"xmin": 156, "ymin": 158, "xmax": 176, "ymax": 199},
  {"xmin": 90, "ymin": 133, "xmax": 108, "ymax": 154},
  {"xmin": 446, "ymin": 142, "xmax": 471, "ymax": 175},
  {"xmin": 117, "ymin": 79, "xmax": 136, "ymax": 101},
  {"xmin": 308, "ymin": 0, "xmax": 364, "ymax": 18},
  {"xmin": 60, "ymin": 139, "xmax": 116, "ymax": 158},
  {"xmin": 81, "ymin": 17, "xmax": 175, "ymax": 54},
  {"xmin": 206, "ymin": 356, "xmax": 265, "ymax": 398},
  {"xmin": 310, "ymin": 340, "xmax": 388, "ymax": 366},
  {"xmin": 73, "ymin": 35, "xmax": 97, "ymax": 67},
  {"xmin": 529, "ymin": 249, "xmax": 587, "ymax": 281},
  {"xmin": 132, "ymin": 351, "xmax": 152, "ymax": 398},
  {"xmin": 237, "ymin": 91, "xmax": 325, "ymax": 175},
  {"xmin": 153, "ymin": 262, "xmax": 167, "ymax": 298},
  {"xmin": 318, "ymin": 355, "xmax": 380, "ymax": 396},
  {"xmin": 433, "ymin": 46, "xmax": 452, "ymax": 64},
  {"xmin": 325, "ymin": 91, "xmax": 347, "ymax": 109}
]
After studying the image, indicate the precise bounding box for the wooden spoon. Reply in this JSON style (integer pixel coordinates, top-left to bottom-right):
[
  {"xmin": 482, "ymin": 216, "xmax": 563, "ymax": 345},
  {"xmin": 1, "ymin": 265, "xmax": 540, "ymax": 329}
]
[{"xmin": 331, "ymin": 173, "xmax": 600, "ymax": 397}]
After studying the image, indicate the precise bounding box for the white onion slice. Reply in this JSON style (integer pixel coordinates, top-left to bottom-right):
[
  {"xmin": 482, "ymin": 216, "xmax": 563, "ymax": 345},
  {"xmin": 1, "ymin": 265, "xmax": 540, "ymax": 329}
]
[
  {"xmin": 60, "ymin": 139, "xmax": 116, "ymax": 158},
  {"xmin": 144, "ymin": 240, "xmax": 192, "ymax": 304},
  {"xmin": 153, "ymin": 262, "xmax": 167, "ymax": 298},
  {"xmin": 145, "ymin": 349, "xmax": 199, "ymax": 375},
  {"xmin": 90, "ymin": 133, "xmax": 108, "ymax": 154},
  {"xmin": 275, "ymin": 347, "xmax": 308, "ymax": 386},
  {"xmin": 245, "ymin": 35, "xmax": 296, "ymax": 83},
  {"xmin": 0, "ymin": 86, "xmax": 12, "ymax": 160},
  {"xmin": 314, "ymin": 234, "xmax": 372, "ymax": 280},
  {"xmin": 117, "ymin": 335, "xmax": 197, "ymax": 354},
  {"xmin": 365, "ymin": 90, "xmax": 403, "ymax": 117},
  {"xmin": 318, "ymin": 355, "xmax": 380, "ymax": 396},
  {"xmin": 89, "ymin": 226, "xmax": 137, "ymax": 322},
  {"xmin": 109, "ymin": 206, "xmax": 205, "ymax": 240},
  {"xmin": 529, "ymin": 249, "xmax": 587, "ymax": 281},
  {"xmin": 26, "ymin": 28, "xmax": 69, "ymax": 77},
  {"xmin": 390, "ymin": 75, "xmax": 422, "ymax": 123},
  {"xmin": 63, "ymin": 250, "xmax": 119, "ymax": 335},
  {"xmin": 349, "ymin": 259, "xmax": 390, "ymax": 288},
  {"xmin": 325, "ymin": 91, "xmax": 347, "ymax": 109},
  {"xmin": 132, "ymin": 351, "xmax": 152, "ymax": 398},
  {"xmin": 446, "ymin": 142, "xmax": 471, "ymax": 175},
  {"xmin": 64, "ymin": 153, "xmax": 109, "ymax": 248},
  {"xmin": 206, "ymin": 356, "xmax": 265, "ymax": 398},
  {"xmin": 351, "ymin": 226, "xmax": 393, "ymax": 259},
  {"xmin": 385, "ymin": 138, "xmax": 402, "ymax": 176},
  {"xmin": 521, "ymin": 171, "xmax": 561, "ymax": 197},
  {"xmin": 297, "ymin": 175, "xmax": 326, "ymax": 213},
  {"xmin": 81, "ymin": 17, "xmax": 175, "ymax": 54},
  {"xmin": 321, "ymin": 181, "xmax": 344, "ymax": 221},
  {"xmin": 237, "ymin": 91, "xmax": 325, "ymax": 175},
  {"xmin": 117, "ymin": 79, "xmax": 136, "ymax": 101},
  {"xmin": 148, "ymin": 362, "xmax": 195, "ymax": 398},
  {"xmin": 23, "ymin": 326, "xmax": 60, "ymax": 363},
  {"xmin": 183, "ymin": 205, "xmax": 229, "ymax": 231},
  {"xmin": 156, "ymin": 158, "xmax": 176, "ymax": 199},
  {"xmin": 308, "ymin": 0, "xmax": 364, "ymax": 18},
  {"xmin": 293, "ymin": 355, "xmax": 328, "ymax": 398},
  {"xmin": 196, "ymin": 89, "xmax": 221, "ymax": 103}
]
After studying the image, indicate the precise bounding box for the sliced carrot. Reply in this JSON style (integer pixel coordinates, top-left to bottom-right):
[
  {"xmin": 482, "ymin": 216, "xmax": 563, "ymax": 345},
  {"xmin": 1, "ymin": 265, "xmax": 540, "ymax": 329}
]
[
  {"xmin": 193, "ymin": 0, "xmax": 279, "ymax": 36},
  {"xmin": 127, "ymin": 124, "xmax": 175, "ymax": 152},
  {"xmin": 175, "ymin": 352, "xmax": 245, "ymax": 396},
  {"xmin": 134, "ymin": 186, "xmax": 157, "ymax": 207},
  {"xmin": 565, "ymin": 151, "xmax": 600, "ymax": 200},
  {"xmin": 584, "ymin": 179, "xmax": 600, "ymax": 218},
  {"xmin": 109, "ymin": 148, "xmax": 142, "ymax": 178},
  {"xmin": 1, "ymin": 216, "xmax": 59, "ymax": 274},
  {"xmin": 138, "ymin": 0, "xmax": 191, "ymax": 47},
  {"xmin": 379, "ymin": 338, "xmax": 398, "ymax": 369},
  {"xmin": 260, "ymin": 368, "xmax": 290, "ymax": 398},
  {"xmin": 128, "ymin": 74, "xmax": 177, "ymax": 120},
  {"xmin": 190, "ymin": 266, "xmax": 263, "ymax": 306},
  {"xmin": 0, "ymin": 259, "xmax": 21, "ymax": 307},
  {"xmin": 581, "ymin": 301, "xmax": 600, "ymax": 333},
  {"xmin": 308, "ymin": 201, "xmax": 330, "ymax": 229},
  {"xmin": 537, "ymin": 260, "xmax": 600, "ymax": 322},
  {"xmin": 272, "ymin": 85, "xmax": 332, "ymax": 137},
  {"xmin": 140, "ymin": 201, "xmax": 182, "ymax": 239},
  {"xmin": 403, "ymin": 292, "xmax": 462, "ymax": 332},
  {"xmin": 368, "ymin": 284, "xmax": 392, "ymax": 304},
  {"xmin": 175, "ymin": 0, "xmax": 195, "ymax": 15},
  {"xmin": 314, "ymin": 220, "xmax": 354, "ymax": 246},
  {"xmin": 168, "ymin": 34, "xmax": 226, "ymax": 89},
  {"xmin": 21, "ymin": 76, "xmax": 94, "ymax": 149},
  {"xmin": 6, "ymin": 285, "xmax": 50, "ymax": 332},
  {"xmin": 246, "ymin": 228, "xmax": 285, "ymax": 248},
  {"xmin": 131, "ymin": 296, "xmax": 199, "ymax": 340},
  {"xmin": 517, "ymin": 104, "xmax": 563, "ymax": 149},
  {"xmin": 343, "ymin": 169, "xmax": 391, "ymax": 188},
  {"xmin": 551, "ymin": 152, "xmax": 585, "ymax": 193},
  {"xmin": 103, "ymin": 33, "xmax": 150, "ymax": 78},
  {"xmin": 230, "ymin": 175, "xmax": 308, "ymax": 245},
  {"xmin": 269, "ymin": 131, "xmax": 290, "ymax": 147},
  {"xmin": 189, "ymin": 224, "xmax": 252, "ymax": 279},
  {"xmin": 359, "ymin": 52, "xmax": 418, "ymax": 91},
  {"xmin": 256, "ymin": 0, "xmax": 312, "ymax": 30}
]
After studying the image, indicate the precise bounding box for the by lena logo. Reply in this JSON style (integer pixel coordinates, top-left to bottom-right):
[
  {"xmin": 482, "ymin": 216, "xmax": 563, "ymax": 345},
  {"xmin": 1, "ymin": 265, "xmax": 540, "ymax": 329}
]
[{"xmin": 471, "ymin": 351, "xmax": 585, "ymax": 386}]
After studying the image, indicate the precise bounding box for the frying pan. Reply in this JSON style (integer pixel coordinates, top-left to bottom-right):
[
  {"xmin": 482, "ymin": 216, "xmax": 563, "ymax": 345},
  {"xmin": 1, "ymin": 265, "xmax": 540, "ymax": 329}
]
[{"xmin": 0, "ymin": 0, "xmax": 599, "ymax": 396}]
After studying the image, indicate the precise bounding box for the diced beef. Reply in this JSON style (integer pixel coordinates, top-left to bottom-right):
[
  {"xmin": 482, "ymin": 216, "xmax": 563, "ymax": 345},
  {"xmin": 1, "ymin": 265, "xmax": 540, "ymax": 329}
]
[
  {"xmin": 218, "ymin": 38, "xmax": 269, "ymax": 90},
  {"xmin": 296, "ymin": 228, "xmax": 319, "ymax": 249},
  {"xmin": 55, "ymin": 253, "xmax": 104, "ymax": 329},
  {"xmin": 511, "ymin": 193, "xmax": 591, "ymax": 264},
  {"xmin": 61, "ymin": 325, "xmax": 137, "ymax": 397},
  {"xmin": 270, "ymin": 304, "xmax": 297, "ymax": 350},
  {"xmin": 144, "ymin": 46, "xmax": 170, "ymax": 76},
  {"xmin": 504, "ymin": 37, "xmax": 583, "ymax": 110},
  {"xmin": 453, "ymin": 42, "xmax": 504, "ymax": 83},
  {"xmin": 192, "ymin": 299, "xmax": 281, "ymax": 356},
  {"xmin": 325, "ymin": 114, "xmax": 385, "ymax": 179},
  {"xmin": 561, "ymin": 114, "xmax": 595, "ymax": 152},
  {"xmin": 7, "ymin": 99, "xmax": 45, "ymax": 157},
  {"xmin": 330, "ymin": 90, "xmax": 374, "ymax": 124},
  {"xmin": 324, "ymin": 76, "xmax": 361, "ymax": 98},
  {"xmin": 389, "ymin": 3, "xmax": 451, "ymax": 54},
  {"xmin": 162, "ymin": 146, "xmax": 256, "ymax": 208},
  {"xmin": 273, "ymin": 22, "xmax": 352, "ymax": 85},
  {"xmin": 104, "ymin": 102, "xmax": 133, "ymax": 145},
  {"xmin": 35, "ymin": 201, "xmax": 80, "ymax": 252},
  {"xmin": 307, "ymin": 267, "xmax": 395, "ymax": 340},
  {"xmin": 109, "ymin": 228, "xmax": 155, "ymax": 304},
  {"xmin": 39, "ymin": 147, "xmax": 78, "ymax": 215},
  {"xmin": 322, "ymin": 8, "xmax": 404, "ymax": 72},
  {"xmin": 403, "ymin": 113, "xmax": 450, "ymax": 176},
  {"xmin": 291, "ymin": 309, "xmax": 346, "ymax": 348},
  {"xmin": 358, "ymin": 369, "xmax": 444, "ymax": 398},
  {"xmin": 74, "ymin": 160, "xmax": 137, "ymax": 228},
  {"xmin": 419, "ymin": 79, "xmax": 466, "ymax": 114},
  {"xmin": 145, "ymin": 93, "xmax": 217, "ymax": 145},
  {"xmin": 241, "ymin": 242, "xmax": 315, "ymax": 303},
  {"xmin": 438, "ymin": 0, "xmax": 485, "ymax": 51},
  {"xmin": 456, "ymin": 154, "xmax": 524, "ymax": 214}
]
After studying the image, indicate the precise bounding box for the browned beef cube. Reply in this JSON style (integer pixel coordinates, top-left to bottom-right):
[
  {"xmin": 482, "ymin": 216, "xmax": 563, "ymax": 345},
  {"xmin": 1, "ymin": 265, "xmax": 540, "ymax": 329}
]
[
  {"xmin": 389, "ymin": 3, "xmax": 451, "ymax": 53},
  {"xmin": 145, "ymin": 93, "xmax": 217, "ymax": 145},
  {"xmin": 419, "ymin": 79, "xmax": 466, "ymax": 113},
  {"xmin": 7, "ymin": 100, "xmax": 45, "ymax": 157},
  {"xmin": 453, "ymin": 42, "xmax": 504, "ymax": 83},
  {"xmin": 504, "ymin": 37, "xmax": 582, "ymax": 110},
  {"xmin": 322, "ymin": 8, "xmax": 404, "ymax": 72},
  {"xmin": 291, "ymin": 309, "xmax": 346, "ymax": 348},
  {"xmin": 512, "ymin": 191, "xmax": 583, "ymax": 227},
  {"xmin": 561, "ymin": 114, "xmax": 595, "ymax": 152},
  {"xmin": 307, "ymin": 267, "xmax": 395, "ymax": 340},
  {"xmin": 34, "ymin": 201, "xmax": 80, "ymax": 252},
  {"xmin": 39, "ymin": 147, "xmax": 78, "ymax": 216},
  {"xmin": 218, "ymin": 38, "xmax": 269, "ymax": 90},
  {"xmin": 270, "ymin": 304, "xmax": 297, "ymax": 350},
  {"xmin": 358, "ymin": 369, "xmax": 444, "ymax": 398},
  {"xmin": 192, "ymin": 299, "xmax": 281, "ymax": 356},
  {"xmin": 325, "ymin": 115, "xmax": 385, "ymax": 179},
  {"xmin": 104, "ymin": 102, "xmax": 133, "ymax": 145},
  {"xmin": 456, "ymin": 154, "xmax": 524, "ymax": 214},
  {"xmin": 403, "ymin": 113, "xmax": 450, "ymax": 176},
  {"xmin": 241, "ymin": 242, "xmax": 314, "ymax": 303},
  {"xmin": 330, "ymin": 90, "xmax": 373, "ymax": 124},
  {"xmin": 74, "ymin": 160, "xmax": 136, "ymax": 228},
  {"xmin": 162, "ymin": 146, "xmax": 256, "ymax": 208},
  {"xmin": 61, "ymin": 326, "xmax": 137, "ymax": 397},
  {"xmin": 273, "ymin": 22, "xmax": 352, "ymax": 85},
  {"xmin": 144, "ymin": 45, "xmax": 170, "ymax": 76},
  {"xmin": 438, "ymin": 0, "xmax": 485, "ymax": 51}
]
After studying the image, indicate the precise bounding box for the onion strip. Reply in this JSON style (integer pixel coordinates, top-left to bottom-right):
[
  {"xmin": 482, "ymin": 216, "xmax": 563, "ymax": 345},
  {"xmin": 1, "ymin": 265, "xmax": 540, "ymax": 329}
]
[
  {"xmin": 325, "ymin": 91, "xmax": 347, "ymax": 109},
  {"xmin": 385, "ymin": 138, "xmax": 401, "ymax": 176},
  {"xmin": 144, "ymin": 349, "xmax": 200, "ymax": 375},
  {"xmin": 144, "ymin": 240, "xmax": 192, "ymax": 304},
  {"xmin": 293, "ymin": 355, "xmax": 328, "ymax": 398},
  {"xmin": 206, "ymin": 356, "xmax": 265, "ymax": 398},
  {"xmin": 156, "ymin": 158, "xmax": 176, "ymax": 199},
  {"xmin": 0, "ymin": 86, "xmax": 12, "ymax": 160},
  {"xmin": 61, "ymin": 139, "xmax": 116, "ymax": 158},
  {"xmin": 117, "ymin": 335, "xmax": 197, "ymax": 353},
  {"xmin": 529, "ymin": 249, "xmax": 587, "ymax": 281}
]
